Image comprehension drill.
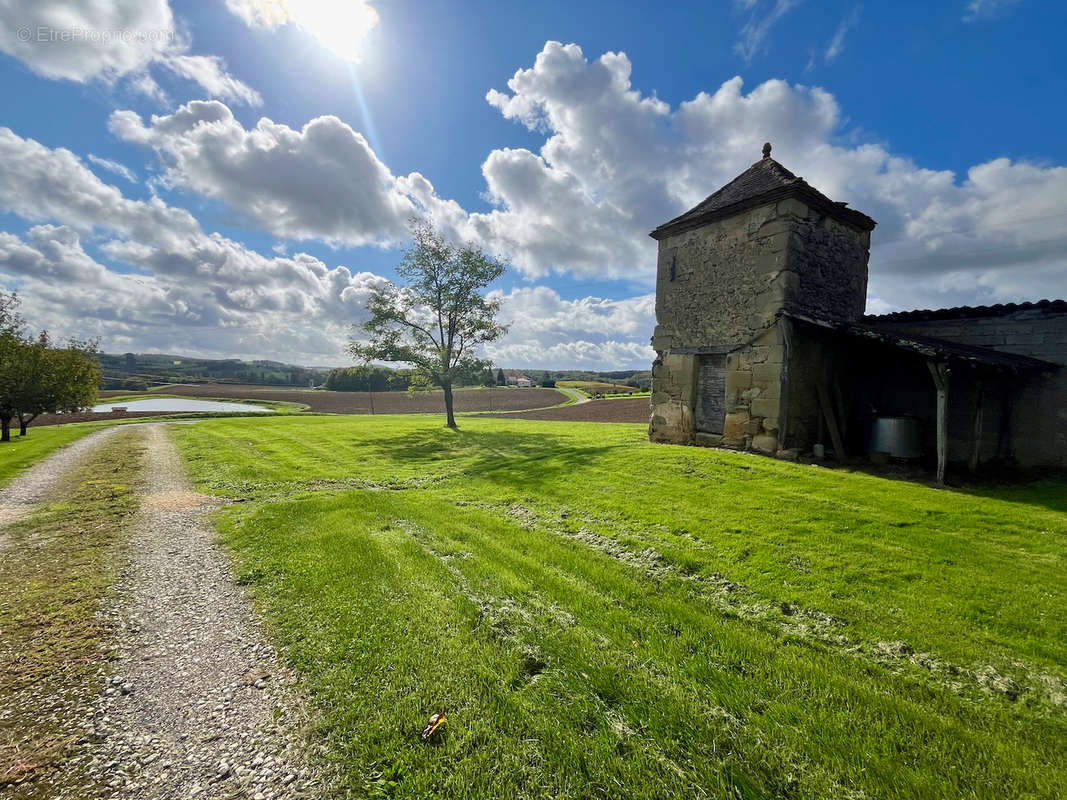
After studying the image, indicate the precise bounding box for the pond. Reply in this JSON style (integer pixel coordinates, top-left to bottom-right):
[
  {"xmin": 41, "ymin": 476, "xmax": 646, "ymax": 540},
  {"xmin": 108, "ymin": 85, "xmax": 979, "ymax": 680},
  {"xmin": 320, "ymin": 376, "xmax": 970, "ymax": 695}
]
[{"xmin": 91, "ymin": 398, "xmax": 273, "ymax": 413}]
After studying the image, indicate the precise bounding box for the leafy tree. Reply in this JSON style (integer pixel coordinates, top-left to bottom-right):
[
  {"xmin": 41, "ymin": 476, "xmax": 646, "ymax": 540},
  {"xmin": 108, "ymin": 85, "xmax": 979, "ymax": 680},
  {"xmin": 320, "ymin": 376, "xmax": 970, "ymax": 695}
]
[
  {"xmin": 0, "ymin": 292, "xmax": 27, "ymax": 441},
  {"xmin": 0, "ymin": 291, "xmax": 23, "ymax": 337},
  {"xmin": 351, "ymin": 222, "xmax": 508, "ymax": 428},
  {"xmin": 9, "ymin": 334, "xmax": 100, "ymax": 437},
  {"xmin": 540, "ymin": 370, "xmax": 556, "ymax": 388},
  {"xmin": 0, "ymin": 294, "xmax": 101, "ymax": 440}
]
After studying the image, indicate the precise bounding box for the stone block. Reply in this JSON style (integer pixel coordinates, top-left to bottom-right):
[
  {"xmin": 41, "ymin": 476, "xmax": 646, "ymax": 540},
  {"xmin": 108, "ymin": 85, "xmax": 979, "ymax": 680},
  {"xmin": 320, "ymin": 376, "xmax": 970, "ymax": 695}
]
[
  {"xmin": 752, "ymin": 434, "xmax": 778, "ymax": 454},
  {"xmin": 722, "ymin": 436, "xmax": 746, "ymax": 449},
  {"xmin": 762, "ymin": 417, "xmax": 779, "ymax": 434},
  {"xmin": 742, "ymin": 418, "xmax": 762, "ymax": 436},
  {"xmin": 694, "ymin": 433, "xmax": 722, "ymax": 448},
  {"xmin": 758, "ymin": 382, "xmax": 780, "ymax": 401},
  {"xmin": 726, "ymin": 370, "xmax": 752, "ymax": 392},
  {"xmin": 750, "ymin": 397, "xmax": 780, "ymax": 418},
  {"xmin": 776, "ymin": 448, "xmax": 799, "ymax": 461},
  {"xmin": 776, "ymin": 197, "xmax": 808, "ymax": 218},
  {"xmin": 755, "ymin": 217, "xmax": 793, "ymax": 238},
  {"xmin": 723, "ymin": 412, "xmax": 750, "ymax": 439},
  {"xmin": 752, "ymin": 364, "xmax": 781, "ymax": 384},
  {"xmin": 762, "ymin": 344, "xmax": 785, "ymax": 364},
  {"xmin": 664, "ymin": 353, "xmax": 693, "ymax": 373}
]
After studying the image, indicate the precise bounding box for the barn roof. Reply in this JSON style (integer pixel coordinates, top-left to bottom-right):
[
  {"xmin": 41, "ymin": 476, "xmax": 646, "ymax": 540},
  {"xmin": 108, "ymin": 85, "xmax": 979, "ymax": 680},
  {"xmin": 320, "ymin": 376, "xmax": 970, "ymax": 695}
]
[
  {"xmin": 786, "ymin": 312, "xmax": 1057, "ymax": 372},
  {"xmin": 650, "ymin": 144, "xmax": 876, "ymax": 240},
  {"xmin": 863, "ymin": 299, "xmax": 1067, "ymax": 324}
]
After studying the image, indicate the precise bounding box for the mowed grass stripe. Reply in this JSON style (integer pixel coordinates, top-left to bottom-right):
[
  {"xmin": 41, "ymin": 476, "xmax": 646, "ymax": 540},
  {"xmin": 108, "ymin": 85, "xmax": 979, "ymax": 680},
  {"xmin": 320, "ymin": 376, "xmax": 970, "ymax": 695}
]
[
  {"xmin": 223, "ymin": 495, "xmax": 780, "ymax": 798},
  {"xmin": 172, "ymin": 416, "xmax": 1067, "ymax": 798},
  {"xmin": 0, "ymin": 421, "xmax": 113, "ymax": 488},
  {"xmin": 219, "ymin": 488, "xmax": 1063, "ymax": 799}
]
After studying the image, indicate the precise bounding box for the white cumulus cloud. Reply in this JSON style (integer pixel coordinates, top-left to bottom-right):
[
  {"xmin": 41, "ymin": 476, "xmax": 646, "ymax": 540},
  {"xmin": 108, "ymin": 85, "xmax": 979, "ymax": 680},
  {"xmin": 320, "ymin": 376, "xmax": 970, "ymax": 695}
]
[
  {"xmin": 0, "ymin": 0, "xmax": 261, "ymax": 105},
  {"xmin": 110, "ymin": 101, "xmax": 417, "ymax": 246}
]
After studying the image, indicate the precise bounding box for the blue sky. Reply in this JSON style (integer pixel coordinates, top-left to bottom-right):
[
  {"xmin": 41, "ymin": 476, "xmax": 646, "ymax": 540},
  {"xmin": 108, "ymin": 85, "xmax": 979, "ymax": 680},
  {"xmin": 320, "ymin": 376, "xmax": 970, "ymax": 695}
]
[{"xmin": 0, "ymin": 0, "xmax": 1064, "ymax": 368}]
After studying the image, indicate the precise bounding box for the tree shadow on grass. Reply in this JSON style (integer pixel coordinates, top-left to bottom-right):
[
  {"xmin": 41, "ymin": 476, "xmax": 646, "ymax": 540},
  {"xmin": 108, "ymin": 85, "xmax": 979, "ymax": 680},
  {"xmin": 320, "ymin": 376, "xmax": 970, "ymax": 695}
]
[{"xmin": 359, "ymin": 426, "xmax": 624, "ymax": 494}]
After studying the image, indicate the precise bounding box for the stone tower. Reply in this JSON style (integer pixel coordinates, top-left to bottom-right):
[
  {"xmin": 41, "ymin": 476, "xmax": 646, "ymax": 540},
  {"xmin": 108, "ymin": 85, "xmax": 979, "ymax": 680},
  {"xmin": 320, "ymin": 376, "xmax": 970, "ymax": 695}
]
[{"xmin": 648, "ymin": 144, "xmax": 876, "ymax": 447}]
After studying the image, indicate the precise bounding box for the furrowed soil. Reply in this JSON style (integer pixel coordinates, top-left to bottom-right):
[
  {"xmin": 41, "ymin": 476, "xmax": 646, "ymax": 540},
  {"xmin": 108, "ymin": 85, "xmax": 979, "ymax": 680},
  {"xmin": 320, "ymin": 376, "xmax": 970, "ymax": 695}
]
[
  {"xmin": 101, "ymin": 385, "xmax": 567, "ymax": 415},
  {"xmin": 483, "ymin": 396, "xmax": 650, "ymax": 423}
]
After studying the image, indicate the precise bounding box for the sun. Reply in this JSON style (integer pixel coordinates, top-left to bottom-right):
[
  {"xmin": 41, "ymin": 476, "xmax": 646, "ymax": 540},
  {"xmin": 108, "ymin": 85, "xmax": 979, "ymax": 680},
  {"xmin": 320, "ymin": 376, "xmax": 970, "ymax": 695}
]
[{"xmin": 287, "ymin": 0, "xmax": 379, "ymax": 61}]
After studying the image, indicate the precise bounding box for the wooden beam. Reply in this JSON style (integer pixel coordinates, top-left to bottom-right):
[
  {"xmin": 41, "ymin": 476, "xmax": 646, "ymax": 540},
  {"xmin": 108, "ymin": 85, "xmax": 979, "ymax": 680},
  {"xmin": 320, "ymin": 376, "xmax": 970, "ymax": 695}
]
[
  {"xmin": 777, "ymin": 317, "xmax": 793, "ymax": 452},
  {"xmin": 969, "ymin": 380, "xmax": 985, "ymax": 474},
  {"xmin": 816, "ymin": 377, "xmax": 846, "ymax": 461},
  {"xmin": 926, "ymin": 361, "xmax": 950, "ymax": 485},
  {"xmin": 832, "ymin": 369, "xmax": 848, "ymax": 441},
  {"xmin": 996, "ymin": 384, "xmax": 1014, "ymax": 462}
]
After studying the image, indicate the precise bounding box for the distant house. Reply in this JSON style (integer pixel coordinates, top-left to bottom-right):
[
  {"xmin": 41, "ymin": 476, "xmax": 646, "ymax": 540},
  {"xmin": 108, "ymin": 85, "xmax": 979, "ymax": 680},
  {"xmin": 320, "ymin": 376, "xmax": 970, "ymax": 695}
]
[{"xmin": 510, "ymin": 375, "xmax": 534, "ymax": 388}]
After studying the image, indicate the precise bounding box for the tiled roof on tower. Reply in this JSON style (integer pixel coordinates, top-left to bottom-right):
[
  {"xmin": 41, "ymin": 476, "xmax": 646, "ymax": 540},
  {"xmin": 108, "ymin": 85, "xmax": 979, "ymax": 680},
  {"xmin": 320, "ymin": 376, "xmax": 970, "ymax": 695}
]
[{"xmin": 651, "ymin": 143, "xmax": 876, "ymax": 240}]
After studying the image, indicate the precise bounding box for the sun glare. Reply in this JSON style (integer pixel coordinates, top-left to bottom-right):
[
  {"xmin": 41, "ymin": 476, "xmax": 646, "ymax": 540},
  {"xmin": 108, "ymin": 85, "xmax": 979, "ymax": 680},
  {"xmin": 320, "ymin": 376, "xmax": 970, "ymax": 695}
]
[{"xmin": 287, "ymin": 0, "xmax": 379, "ymax": 61}]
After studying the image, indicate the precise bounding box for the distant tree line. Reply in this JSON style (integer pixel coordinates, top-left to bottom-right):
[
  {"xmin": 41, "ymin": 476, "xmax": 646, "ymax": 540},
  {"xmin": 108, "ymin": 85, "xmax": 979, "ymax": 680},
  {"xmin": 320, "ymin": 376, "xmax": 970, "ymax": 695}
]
[
  {"xmin": 97, "ymin": 352, "xmax": 329, "ymax": 389},
  {"xmin": 324, "ymin": 364, "xmax": 500, "ymax": 392},
  {"xmin": 324, "ymin": 366, "xmax": 415, "ymax": 392},
  {"xmin": 0, "ymin": 293, "xmax": 100, "ymax": 441}
]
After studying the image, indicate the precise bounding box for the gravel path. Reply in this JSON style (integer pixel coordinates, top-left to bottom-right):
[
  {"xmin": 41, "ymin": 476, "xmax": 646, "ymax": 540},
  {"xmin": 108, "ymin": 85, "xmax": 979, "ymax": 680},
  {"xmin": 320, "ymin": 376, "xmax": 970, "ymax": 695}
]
[
  {"xmin": 64, "ymin": 424, "xmax": 326, "ymax": 799},
  {"xmin": 0, "ymin": 426, "xmax": 130, "ymax": 534}
]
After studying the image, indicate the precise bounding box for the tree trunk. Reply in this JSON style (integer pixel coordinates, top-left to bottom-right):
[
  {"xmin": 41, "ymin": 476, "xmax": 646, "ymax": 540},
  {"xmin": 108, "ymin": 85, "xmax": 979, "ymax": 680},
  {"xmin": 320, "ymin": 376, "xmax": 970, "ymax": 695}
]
[
  {"xmin": 442, "ymin": 380, "xmax": 457, "ymax": 428},
  {"xmin": 1, "ymin": 416, "xmax": 10, "ymax": 443},
  {"xmin": 18, "ymin": 418, "xmax": 27, "ymax": 436}
]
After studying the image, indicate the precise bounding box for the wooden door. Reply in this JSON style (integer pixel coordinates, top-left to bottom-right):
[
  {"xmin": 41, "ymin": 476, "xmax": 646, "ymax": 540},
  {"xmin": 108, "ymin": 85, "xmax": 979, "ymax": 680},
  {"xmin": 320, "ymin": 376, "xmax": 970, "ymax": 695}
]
[{"xmin": 694, "ymin": 354, "xmax": 726, "ymax": 434}]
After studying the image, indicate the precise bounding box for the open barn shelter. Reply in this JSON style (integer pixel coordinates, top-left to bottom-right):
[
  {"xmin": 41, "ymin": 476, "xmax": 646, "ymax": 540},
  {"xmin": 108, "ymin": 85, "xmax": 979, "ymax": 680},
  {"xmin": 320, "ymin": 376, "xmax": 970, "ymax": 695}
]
[{"xmin": 648, "ymin": 143, "xmax": 1066, "ymax": 481}]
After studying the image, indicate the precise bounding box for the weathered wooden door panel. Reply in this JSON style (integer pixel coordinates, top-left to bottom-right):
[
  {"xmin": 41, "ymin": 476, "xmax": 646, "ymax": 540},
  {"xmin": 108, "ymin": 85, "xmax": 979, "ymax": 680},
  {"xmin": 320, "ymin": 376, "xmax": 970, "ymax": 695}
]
[{"xmin": 694, "ymin": 355, "xmax": 726, "ymax": 434}]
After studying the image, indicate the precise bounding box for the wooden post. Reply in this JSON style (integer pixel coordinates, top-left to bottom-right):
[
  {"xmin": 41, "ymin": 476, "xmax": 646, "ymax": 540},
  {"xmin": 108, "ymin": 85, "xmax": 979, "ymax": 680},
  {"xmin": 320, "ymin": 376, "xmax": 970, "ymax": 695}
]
[
  {"xmin": 777, "ymin": 317, "xmax": 793, "ymax": 452},
  {"xmin": 816, "ymin": 377, "xmax": 846, "ymax": 461},
  {"xmin": 926, "ymin": 361, "xmax": 950, "ymax": 485},
  {"xmin": 969, "ymin": 379, "xmax": 985, "ymax": 475},
  {"xmin": 995, "ymin": 383, "xmax": 1014, "ymax": 463}
]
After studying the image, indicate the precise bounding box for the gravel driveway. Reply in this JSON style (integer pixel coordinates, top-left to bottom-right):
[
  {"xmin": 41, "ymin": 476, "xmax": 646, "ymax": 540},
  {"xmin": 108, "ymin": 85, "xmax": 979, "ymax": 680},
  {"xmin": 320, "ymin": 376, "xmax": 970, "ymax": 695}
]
[
  {"xmin": 7, "ymin": 423, "xmax": 326, "ymax": 799},
  {"xmin": 0, "ymin": 426, "xmax": 130, "ymax": 534}
]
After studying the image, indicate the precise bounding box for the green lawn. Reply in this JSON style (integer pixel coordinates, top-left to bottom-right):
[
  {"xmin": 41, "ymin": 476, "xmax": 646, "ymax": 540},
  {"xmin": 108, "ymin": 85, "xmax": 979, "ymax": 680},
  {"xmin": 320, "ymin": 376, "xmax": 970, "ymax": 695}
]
[
  {"xmin": 0, "ymin": 422, "xmax": 111, "ymax": 488},
  {"xmin": 0, "ymin": 428, "xmax": 144, "ymax": 792},
  {"xmin": 171, "ymin": 415, "xmax": 1067, "ymax": 799}
]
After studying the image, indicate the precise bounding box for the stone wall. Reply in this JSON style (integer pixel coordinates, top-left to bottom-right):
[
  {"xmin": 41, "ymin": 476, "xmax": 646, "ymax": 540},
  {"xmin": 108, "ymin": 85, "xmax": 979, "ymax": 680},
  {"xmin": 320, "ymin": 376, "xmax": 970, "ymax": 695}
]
[
  {"xmin": 721, "ymin": 325, "xmax": 785, "ymax": 453},
  {"xmin": 785, "ymin": 201, "xmax": 871, "ymax": 323},
  {"xmin": 649, "ymin": 352, "xmax": 697, "ymax": 444},
  {"xmin": 651, "ymin": 203, "xmax": 788, "ymax": 354},
  {"xmin": 650, "ymin": 195, "xmax": 871, "ymax": 446},
  {"xmin": 868, "ymin": 309, "xmax": 1067, "ymax": 468}
]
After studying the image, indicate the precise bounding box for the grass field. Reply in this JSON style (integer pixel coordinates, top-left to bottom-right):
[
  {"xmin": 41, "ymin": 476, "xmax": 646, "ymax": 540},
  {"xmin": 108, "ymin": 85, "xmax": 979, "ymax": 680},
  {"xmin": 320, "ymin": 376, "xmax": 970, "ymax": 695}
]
[
  {"xmin": 0, "ymin": 422, "xmax": 110, "ymax": 487},
  {"xmin": 168, "ymin": 414, "xmax": 1067, "ymax": 799},
  {"xmin": 557, "ymin": 379, "xmax": 641, "ymax": 395},
  {"xmin": 0, "ymin": 429, "xmax": 144, "ymax": 792}
]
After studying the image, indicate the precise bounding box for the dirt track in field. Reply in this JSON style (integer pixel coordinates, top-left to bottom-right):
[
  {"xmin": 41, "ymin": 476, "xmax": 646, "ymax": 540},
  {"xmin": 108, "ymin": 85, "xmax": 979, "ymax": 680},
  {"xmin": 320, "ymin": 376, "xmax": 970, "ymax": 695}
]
[
  {"xmin": 481, "ymin": 396, "xmax": 650, "ymax": 423},
  {"xmin": 1, "ymin": 424, "xmax": 326, "ymax": 799}
]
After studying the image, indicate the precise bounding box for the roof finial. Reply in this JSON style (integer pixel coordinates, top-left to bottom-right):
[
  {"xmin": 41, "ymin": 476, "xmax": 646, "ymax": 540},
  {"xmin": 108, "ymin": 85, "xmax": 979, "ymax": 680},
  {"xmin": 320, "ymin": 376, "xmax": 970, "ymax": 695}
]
[{"xmin": 762, "ymin": 142, "xmax": 772, "ymax": 159}]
